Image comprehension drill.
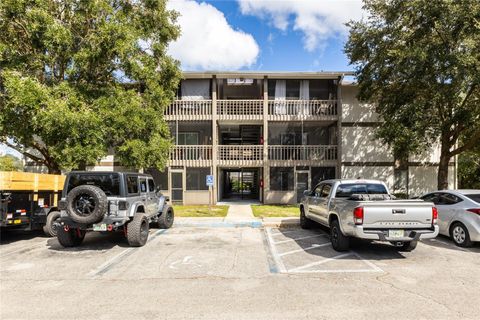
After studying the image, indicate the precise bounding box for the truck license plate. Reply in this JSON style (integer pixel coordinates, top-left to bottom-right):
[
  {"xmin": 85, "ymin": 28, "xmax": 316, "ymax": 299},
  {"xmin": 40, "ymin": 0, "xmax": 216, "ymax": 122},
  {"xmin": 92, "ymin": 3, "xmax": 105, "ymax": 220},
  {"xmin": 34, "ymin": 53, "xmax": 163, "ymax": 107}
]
[
  {"xmin": 93, "ymin": 223, "xmax": 107, "ymax": 231},
  {"xmin": 389, "ymin": 230, "xmax": 404, "ymax": 238}
]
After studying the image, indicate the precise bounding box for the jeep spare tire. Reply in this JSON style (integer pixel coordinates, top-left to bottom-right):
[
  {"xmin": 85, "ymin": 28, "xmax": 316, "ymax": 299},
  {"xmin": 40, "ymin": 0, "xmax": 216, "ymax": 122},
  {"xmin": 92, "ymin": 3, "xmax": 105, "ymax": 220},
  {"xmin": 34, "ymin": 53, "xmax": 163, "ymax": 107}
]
[{"xmin": 66, "ymin": 185, "xmax": 108, "ymax": 224}]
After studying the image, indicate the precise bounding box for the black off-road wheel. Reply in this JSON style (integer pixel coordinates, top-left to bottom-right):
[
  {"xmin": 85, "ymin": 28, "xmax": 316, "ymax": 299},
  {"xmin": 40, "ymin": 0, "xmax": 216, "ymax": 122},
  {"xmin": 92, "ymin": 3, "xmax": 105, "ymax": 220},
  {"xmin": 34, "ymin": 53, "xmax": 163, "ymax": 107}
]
[
  {"xmin": 300, "ymin": 207, "xmax": 314, "ymax": 229},
  {"xmin": 66, "ymin": 185, "xmax": 108, "ymax": 224},
  {"xmin": 127, "ymin": 213, "xmax": 149, "ymax": 247},
  {"xmin": 57, "ymin": 227, "xmax": 86, "ymax": 247},
  {"xmin": 43, "ymin": 211, "xmax": 61, "ymax": 237},
  {"xmin": 330, "ymin": 219, "xmax": 350, "ymax": 252},
  {"xmin": 156, "ymin": 207, "xmax": 174, "ymax": 229}
]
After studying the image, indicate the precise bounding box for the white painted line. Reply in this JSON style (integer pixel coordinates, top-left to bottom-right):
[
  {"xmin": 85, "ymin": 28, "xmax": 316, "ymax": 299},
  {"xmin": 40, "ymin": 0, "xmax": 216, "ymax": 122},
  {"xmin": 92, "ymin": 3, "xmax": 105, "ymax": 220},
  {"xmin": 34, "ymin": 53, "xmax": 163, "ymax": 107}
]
[
  {"xmin": 289, "ymin": 268, "xmax": 382, "ymax": 274},
  {"xmin": 273, "ymin": 234, "xmax": 328, "ymax": 245},
  {"xmin": 352, "ymin": 252, "xmax": 383, "ymax": 272},
  {"xmin": 265, "ymin": 227, "xmax": 287, "ymax": 273},
  {"xmin": 287, "ymin": 252, "xmax": 353, "ymax": 272},
  {"xmin": 270, "ymin": 229, "xmax": 311, "ymax": 236},
  {"xmin": 278, "ymin": 242, "xmax": 332, "ymax": 257},
  {"xmin": 428, "ymin": 238, "xmax": 471, "ymax": 252}
]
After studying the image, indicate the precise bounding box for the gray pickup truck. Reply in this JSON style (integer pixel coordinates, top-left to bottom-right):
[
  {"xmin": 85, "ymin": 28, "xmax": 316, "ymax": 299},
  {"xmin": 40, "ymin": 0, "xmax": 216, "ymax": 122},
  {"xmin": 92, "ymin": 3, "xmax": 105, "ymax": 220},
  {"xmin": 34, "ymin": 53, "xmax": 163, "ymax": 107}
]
[
  {"xmin": 299, "ymin": 179, "xmax": 439, "ymax": 252},
  {"xmin": 56, "ymin": 171, "xmax": 173, "ymax": 247}
]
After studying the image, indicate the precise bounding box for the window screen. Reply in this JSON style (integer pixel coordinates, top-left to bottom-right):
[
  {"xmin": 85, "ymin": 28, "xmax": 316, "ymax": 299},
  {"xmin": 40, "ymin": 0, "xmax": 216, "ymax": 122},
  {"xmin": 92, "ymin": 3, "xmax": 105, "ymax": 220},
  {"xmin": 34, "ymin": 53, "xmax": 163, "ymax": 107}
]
[
  {"xmin": 270, "ymin": 167, "xmax": 294, "ymax": 191},
  {"xmin": 186, "ymin": 167, "xmax": 210, "ymax": 190}
]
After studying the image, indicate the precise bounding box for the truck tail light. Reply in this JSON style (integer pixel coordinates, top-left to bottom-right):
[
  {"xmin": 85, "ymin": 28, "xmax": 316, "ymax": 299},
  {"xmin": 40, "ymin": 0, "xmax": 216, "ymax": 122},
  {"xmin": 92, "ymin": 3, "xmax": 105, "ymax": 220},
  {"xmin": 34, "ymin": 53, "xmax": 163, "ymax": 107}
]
[
  {"xmin": 432, "ymin": 207, "xmax": 438, "ymax": 224},
  {"xmin": 353, "ymin": 207, "xmax": 364, "ymax": 225},
  {"xmin": 467, "ymin": 208, "xmax": 480, "ymax": 215}
]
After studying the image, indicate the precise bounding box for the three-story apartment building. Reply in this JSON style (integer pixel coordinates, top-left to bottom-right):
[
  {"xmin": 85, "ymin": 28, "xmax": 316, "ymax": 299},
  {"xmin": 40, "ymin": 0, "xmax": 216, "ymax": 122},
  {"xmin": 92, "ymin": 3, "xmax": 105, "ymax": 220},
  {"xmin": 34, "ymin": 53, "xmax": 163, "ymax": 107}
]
[{"xmin": 96, "ymin": 71, "xmax": 457, "ymax": 204}]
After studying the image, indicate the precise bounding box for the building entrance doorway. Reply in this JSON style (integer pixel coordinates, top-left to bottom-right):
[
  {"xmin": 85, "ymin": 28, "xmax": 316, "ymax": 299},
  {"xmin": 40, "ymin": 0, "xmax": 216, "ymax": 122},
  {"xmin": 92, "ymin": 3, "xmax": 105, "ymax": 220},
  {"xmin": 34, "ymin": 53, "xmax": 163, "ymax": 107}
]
[{"xmin": 221, "ymin": 168, "xmax": 260, "ymax": 201}]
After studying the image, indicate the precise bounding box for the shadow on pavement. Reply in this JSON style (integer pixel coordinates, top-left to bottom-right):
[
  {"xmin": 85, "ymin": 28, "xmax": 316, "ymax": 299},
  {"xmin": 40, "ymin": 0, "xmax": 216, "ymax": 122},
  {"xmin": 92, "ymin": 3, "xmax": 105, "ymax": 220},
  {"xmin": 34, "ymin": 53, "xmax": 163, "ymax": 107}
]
[
  {"xmin": 46, "ymin": 230, "xmax": 131, "ymax": 252},
  {"xmin": 0, "ymin": 229, "xmax": 47, "ymax": 245}
]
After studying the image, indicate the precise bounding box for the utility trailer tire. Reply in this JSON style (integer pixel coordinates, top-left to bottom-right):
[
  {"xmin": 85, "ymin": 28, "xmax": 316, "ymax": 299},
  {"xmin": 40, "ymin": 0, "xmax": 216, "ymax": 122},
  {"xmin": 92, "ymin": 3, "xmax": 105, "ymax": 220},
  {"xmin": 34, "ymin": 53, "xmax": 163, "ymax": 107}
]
[
  {"xmin": 66, "ymin": 185, "xmax": 108, "ymax": 224},
  {"xmin": 156, "ymin": 207, "xmax": 174, "ymax": 229},
  {"xmin": 127, "ymin": 213, "xmax": 149, "ymax": 247},
  {"xmin": 330, "ymin": 219, "xmax": 350, "ymax": 252},
  {"xmin": 43, "ymin": 211, "xmax": 61, "ymax": 237},
  {"xmin": 57, "ymin": 227, "xmax": 86, "ymax": 247}
]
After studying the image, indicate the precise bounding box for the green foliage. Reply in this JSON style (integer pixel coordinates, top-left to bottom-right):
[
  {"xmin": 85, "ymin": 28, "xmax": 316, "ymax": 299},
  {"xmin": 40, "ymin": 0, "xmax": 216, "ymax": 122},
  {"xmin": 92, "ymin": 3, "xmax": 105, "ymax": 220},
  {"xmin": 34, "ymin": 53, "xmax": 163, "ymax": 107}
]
[
  {"xmin": 345, "ymin": 0, "xmax": 480, "ymax": 189},
  {"xmin": 0, "ymin": 155, "xmax": 23, "ymax": 171},
  {"xmin": 458, "ymin": 150, "xmax": 480, "ymax": 189},
  {"xmin": 0, "ymin": 0, "xmax": 181, "ymax": 173}
]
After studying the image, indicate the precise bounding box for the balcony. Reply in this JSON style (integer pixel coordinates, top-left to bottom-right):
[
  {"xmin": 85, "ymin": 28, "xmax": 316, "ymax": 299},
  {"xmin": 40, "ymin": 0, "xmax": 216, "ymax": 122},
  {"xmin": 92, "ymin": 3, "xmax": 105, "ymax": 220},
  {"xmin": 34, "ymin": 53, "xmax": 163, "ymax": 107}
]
[
  {"xmin": 268, "ymin": 145, "xmax": 337, "ymax": 165},
  {"xmin": 169, "ymin": 145, "xmax": 212, "ymax": 167},
  {"xmin": 217, "ymin": 145, "xmax": 263, "ymax": 166},
  {"xmin": 217, "ymin": 100, "xmax": 263, "ymax": 121},
  {"xmin": 267, "ymin": 100, "xmax": 338, "ymax": 120},
  {"xmin": 164, "ymin": 100, "xmax": 212, "ymax": 120}
]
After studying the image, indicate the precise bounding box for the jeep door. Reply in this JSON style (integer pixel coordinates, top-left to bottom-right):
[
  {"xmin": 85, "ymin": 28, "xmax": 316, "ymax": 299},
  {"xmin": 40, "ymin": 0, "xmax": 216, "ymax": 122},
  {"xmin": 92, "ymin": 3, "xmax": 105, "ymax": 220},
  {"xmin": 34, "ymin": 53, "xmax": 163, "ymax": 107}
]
[
  {"xmin": 139, "ymin": 177, "xmax": 151, "ymax": 215},
  {"xmin": 146, "ymin": 178, "xmax": 159, "ymax": 215}
]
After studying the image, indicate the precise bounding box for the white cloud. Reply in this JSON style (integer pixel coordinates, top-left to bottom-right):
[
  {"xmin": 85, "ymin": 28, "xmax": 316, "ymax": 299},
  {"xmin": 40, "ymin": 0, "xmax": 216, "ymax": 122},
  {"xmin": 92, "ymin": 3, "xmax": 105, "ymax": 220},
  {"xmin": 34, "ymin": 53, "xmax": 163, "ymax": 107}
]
[
  {"xmin": 167, "ymin": 0, "xmax": 260, "ymax": 70},
  {"xmin": 238, "ymin": 0, "xmax": 364, "ymax": 52}
]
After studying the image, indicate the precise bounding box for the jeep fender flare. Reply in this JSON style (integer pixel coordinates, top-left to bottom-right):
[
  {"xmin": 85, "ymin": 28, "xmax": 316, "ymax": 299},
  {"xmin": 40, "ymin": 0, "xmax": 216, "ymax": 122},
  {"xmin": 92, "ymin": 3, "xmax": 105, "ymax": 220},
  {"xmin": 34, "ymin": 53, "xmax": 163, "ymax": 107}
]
[{"xmin": 129, "ymin": 202, "xmax": 146, "ymax": 217}]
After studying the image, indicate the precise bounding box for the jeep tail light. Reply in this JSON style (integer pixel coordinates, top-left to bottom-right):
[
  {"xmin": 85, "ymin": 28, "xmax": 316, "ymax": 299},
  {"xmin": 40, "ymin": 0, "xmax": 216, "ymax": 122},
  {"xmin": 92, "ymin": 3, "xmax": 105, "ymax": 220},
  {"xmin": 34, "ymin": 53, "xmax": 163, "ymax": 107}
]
[
  {"xmin": 432, "ymin": 207, "xmax": 438, "ymax": 225},
  {"xmin": 353, "ymin": 207, "xmax": 364, "ymax": 225},
  {"xmin": 118, "ymin": 201, "xmax": 128, "ymax": 210},
  {"xmin": 467, "ymin": 208, "xmax": 480, "ymax": 215}
]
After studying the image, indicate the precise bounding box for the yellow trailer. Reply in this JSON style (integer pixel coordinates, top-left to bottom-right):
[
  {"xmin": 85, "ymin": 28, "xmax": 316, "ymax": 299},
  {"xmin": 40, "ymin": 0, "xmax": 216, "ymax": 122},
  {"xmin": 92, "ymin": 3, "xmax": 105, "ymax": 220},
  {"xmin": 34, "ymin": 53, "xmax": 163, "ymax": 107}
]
[{"xmin": 0, "ymin": 171, "xmax": 66, "ymax": 236}]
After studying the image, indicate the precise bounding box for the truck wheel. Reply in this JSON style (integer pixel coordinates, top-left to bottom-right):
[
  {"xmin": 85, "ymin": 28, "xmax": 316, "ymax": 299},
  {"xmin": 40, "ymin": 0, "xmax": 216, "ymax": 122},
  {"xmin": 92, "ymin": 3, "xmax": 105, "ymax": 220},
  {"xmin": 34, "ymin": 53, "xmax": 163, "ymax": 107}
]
[
  {"xmin": 127, "ymin": 213, "xmax": 149, "ymax": 247},
  {"xmin": 57, "ymin": 227, "xmax": 86, "ymax": 247},
  {"xmin": 43, "ymin": 211, "xmax": 61, "ymax": 237},
  {"xmin": 330, "ymin": 219, "xmax": 350, "ymax": 251},
  {"xmin": 156, "ymin": 207, "xmax": 174, "ymax": 229},
  {"xmin": 450, "ymin": 222, "xmax": 472, "ymax": 247},
  {"xmin": 66, "ymin": 185, "xmax": 108, "ymax": 224},
  {"xmin": 300, "ymin": 207, "xmax": 314, "ymax": 229},
  {"xmin": 397, "ymin": 241, "xmax": 418, "ymax": 252}
]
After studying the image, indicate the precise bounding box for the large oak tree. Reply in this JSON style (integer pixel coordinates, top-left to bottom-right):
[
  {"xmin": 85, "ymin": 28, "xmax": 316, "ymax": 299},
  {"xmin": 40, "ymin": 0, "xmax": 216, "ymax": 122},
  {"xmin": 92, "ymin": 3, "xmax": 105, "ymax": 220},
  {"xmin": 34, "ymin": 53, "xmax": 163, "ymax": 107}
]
[
  {"xmin": 345, "ymin": 0, "xmax": 480, "ymax": 190},
  {"xmin": 0, "ymin": 0, "xmax": 181, "ymax": 173}
]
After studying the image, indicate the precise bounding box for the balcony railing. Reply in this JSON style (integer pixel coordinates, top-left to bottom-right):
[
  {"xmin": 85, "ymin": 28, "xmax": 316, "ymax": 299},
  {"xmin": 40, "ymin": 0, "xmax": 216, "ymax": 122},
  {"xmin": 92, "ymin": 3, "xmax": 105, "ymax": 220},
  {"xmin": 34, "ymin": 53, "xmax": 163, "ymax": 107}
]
[
  {"xmin": 218, "ymin": 145, "xmax": 263, "ymax": 161},
  {"xmin": 268, "ymin": 145, "xmax": 337, "ymax": 161},
  {"xmin": 165, "ymin": 100, "xmax": 212, "ymax": 118},
  {"xmin": 268, "ymin": 100, "xmax": 337, "ymax": 117},
  {"xmin": 217, "ymin": 100, "xmax": 263, "ymax": 116},
  {"xmin": 170, "ymin": 145, "xmax": 212, "ymax": 161}
]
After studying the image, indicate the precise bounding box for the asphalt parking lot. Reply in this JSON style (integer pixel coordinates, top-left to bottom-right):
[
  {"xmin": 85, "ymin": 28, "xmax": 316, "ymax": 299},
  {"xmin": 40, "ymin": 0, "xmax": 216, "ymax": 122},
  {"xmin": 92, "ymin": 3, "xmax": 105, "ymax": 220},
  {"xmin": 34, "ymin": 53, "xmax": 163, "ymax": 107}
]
[{"xmin": 1, "ymin": 225, "xmax": 480, "ymax": 319}]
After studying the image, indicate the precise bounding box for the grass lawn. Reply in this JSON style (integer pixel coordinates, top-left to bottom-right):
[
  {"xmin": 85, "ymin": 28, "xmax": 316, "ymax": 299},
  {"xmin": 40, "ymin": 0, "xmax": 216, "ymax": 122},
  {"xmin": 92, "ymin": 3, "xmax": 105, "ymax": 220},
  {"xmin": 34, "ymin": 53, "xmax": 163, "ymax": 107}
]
[
  {"xmin": 251, "ymin": 205, "xmax": 300, "ymax": 218},
  {"xmin": 173, "ymin": 205, "xmax": 229, "ymax": 217}
]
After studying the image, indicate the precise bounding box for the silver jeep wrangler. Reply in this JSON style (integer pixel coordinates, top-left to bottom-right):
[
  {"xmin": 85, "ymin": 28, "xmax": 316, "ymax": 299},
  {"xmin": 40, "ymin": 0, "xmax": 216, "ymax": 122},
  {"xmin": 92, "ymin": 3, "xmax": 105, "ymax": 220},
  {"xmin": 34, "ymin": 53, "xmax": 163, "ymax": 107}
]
[{"xmin": 56, "ymin": 171, "xmax": 174, "ymax": 247}]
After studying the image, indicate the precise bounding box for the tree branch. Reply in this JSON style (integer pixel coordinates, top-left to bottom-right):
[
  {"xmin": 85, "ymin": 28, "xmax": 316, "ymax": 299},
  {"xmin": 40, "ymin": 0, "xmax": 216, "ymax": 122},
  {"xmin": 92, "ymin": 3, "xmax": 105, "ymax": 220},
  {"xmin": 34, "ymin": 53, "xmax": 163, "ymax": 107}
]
[
  {"xmin": 4, "ymin": 141, "xmax": 46, "ymax": 164},
  {"xmin": 450, "ymin": 129, "xmax": 480, "ymax": 157}
]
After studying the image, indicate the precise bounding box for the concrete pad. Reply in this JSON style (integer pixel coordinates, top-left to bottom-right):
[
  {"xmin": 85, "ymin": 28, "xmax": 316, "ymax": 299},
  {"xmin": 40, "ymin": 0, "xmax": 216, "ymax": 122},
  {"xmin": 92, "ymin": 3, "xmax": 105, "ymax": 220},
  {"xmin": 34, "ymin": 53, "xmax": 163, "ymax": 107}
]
[{"xmin": 225, "ymin": 204, "xmax": 254, "ymax": 220}]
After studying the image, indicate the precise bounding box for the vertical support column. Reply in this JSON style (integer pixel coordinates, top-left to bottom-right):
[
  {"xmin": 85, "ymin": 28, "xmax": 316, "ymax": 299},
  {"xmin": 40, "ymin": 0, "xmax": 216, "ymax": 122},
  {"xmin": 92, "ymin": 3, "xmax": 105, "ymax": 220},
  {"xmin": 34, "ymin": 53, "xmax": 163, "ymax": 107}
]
[
  {"xmin": 336, "ymin": 75, "xmax": 343, "ymax": 179},
  {"xmin": 212, "ymin": 76, "xmax": 218, "ymax": 204},
  {"xmin": 262, "ymin": 76, "xmax": 269, "ymax": 204}
]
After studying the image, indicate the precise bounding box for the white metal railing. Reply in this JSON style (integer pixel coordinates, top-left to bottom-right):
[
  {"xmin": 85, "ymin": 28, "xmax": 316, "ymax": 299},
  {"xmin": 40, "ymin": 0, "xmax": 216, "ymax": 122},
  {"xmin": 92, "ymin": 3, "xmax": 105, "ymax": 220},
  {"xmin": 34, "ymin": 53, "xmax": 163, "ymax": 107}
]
[
  {"xmin": 268, "ymin": 145, "xmax": 337, "ymax": 161},
  {"xmin": 268, "ymin": 100, "xmax": 338, "ymax": 116},
  {"xmin": 217, "ymin": 100, "xmax": 263, "ymax": 115},
  {"xmin": 170, "ymin": 145, "xmax": 212, "ymax": 161},
  {"xmin": 165, "ymin": 100, "xmax": 212, "ymax": 116},
  {"xmin": 218, "ymin": 145, "xmax": 263, "ymax": 161}
]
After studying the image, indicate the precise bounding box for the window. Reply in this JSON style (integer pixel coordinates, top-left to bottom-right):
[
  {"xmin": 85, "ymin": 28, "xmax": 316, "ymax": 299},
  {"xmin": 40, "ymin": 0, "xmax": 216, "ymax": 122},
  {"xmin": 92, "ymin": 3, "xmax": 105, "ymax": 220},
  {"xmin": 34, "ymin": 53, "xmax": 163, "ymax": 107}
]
[
  {"xmin": 148, "ymin": 179, "xmax": 156, "ymax": 192},
  {"xmin": 186, "ymin": 167, "xmax": 210, "ymax": 190},
  {"xmin": 437, "ymin": 193, "xmax": 463, "ymax": 205},
  {"xmin": 177, "ymin": 132, "xmax": 199, "ymax": 145},
  {"xmin": 270, "ymin": 167, "xmax": 294, "ymax": 191},
  {"xmin": 145, "ymin": 168, "xmax": 168, "ymax": 190},
  {"xmin": 286, "ymin": 80, "xmax": 300, "ymax": 100},
  {"xmin": 335, "ymin": 183, "xmax": 388, "ymax": 198},
  {"xmin": 465, "ymin": 194, "xmax": 480, "ymax": 204},
  {"xmin": 67, "ymin": 173, "xmax": 120, "ymax": 196},
  {"xmin": 421, "ymin": 193, "xmax": 439, "ymax": 204},
  {"xmin": 313, "ymin": 184, "xmax": 323, "ymax": 197},
  {"xmin": 321, "ymin": 184, "xmax": 331, "ymax": 198},
  {"xmin": 309, "ymin": 79, "xmax": 336, "ymax": 100},
  {"xmin": 139, "ymin": 178, "xmax": 147, "ymax": 193},
  {"xmin": 126, "ymin": 176, "xmax": 139, "ymax": 194},
  {"xmin": 311, "ymin": 167, "xmax": 335, "ymax": 187}
]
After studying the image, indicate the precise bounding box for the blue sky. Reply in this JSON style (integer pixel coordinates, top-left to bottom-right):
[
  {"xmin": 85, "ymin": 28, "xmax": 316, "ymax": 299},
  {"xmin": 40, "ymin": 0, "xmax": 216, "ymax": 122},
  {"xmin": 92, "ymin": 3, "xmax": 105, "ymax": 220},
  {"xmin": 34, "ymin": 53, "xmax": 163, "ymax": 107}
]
[{"xmin": 167, "ymin": 0, "xmax": 364, "ymax": 72}]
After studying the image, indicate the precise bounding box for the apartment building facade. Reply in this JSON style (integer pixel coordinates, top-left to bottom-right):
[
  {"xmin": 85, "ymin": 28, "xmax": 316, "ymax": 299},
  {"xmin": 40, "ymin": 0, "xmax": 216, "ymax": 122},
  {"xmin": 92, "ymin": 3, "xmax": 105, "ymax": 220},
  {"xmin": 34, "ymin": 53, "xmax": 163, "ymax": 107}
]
[{"xmin": 137, "ymin": 71, "xmax": 456, "ymax": 205}]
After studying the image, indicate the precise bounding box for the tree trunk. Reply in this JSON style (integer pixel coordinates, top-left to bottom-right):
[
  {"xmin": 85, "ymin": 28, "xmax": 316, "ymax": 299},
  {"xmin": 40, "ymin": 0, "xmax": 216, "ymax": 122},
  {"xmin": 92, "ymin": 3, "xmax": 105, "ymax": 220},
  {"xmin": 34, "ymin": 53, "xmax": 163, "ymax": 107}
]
[
  {"xmin": 46, "ymin": 161, "xmax": 61, "ymax": 175},
  {"xmin": 437, "ymin": 138, "xmax": 451, "ymax": 190}
]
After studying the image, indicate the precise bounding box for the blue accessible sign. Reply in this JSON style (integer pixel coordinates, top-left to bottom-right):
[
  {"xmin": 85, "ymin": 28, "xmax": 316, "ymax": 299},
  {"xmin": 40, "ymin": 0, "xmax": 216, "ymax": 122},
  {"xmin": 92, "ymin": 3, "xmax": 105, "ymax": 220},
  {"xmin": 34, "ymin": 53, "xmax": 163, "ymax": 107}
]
[{"xmin": 206, "ymin": 175, "xmax": 214, "ymax": 187}]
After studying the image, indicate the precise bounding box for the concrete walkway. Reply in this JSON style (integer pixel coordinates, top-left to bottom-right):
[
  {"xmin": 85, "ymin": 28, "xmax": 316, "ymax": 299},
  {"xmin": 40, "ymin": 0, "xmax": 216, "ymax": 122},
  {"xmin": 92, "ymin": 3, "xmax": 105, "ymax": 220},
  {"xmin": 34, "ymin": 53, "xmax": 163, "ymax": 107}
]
[{"xmin": 225, "ymin": 204, "xmax": 254, "ymax": 220}]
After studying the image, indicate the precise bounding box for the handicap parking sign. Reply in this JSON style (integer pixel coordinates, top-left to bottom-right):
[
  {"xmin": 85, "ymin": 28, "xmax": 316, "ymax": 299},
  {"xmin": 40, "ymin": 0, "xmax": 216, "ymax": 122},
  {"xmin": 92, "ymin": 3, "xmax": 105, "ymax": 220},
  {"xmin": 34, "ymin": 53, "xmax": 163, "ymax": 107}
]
[{"xmin": 206, "ymin": 175, "xmax": 214, "ymax": 187}]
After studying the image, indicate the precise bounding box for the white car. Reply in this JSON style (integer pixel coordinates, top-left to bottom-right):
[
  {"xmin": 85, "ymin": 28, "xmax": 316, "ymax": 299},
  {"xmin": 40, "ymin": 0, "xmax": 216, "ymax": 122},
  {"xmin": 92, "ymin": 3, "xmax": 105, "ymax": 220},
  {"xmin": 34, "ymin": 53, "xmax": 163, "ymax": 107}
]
[{"xmin": 420, "ymin": 190, "xmax": 480, "ymax": 247}]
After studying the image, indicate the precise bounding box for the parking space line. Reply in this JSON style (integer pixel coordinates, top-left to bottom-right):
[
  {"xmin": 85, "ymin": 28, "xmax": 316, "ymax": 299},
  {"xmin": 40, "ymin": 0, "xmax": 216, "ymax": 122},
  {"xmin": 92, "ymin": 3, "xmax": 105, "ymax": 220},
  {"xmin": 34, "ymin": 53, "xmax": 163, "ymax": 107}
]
[
  {"xmin": 287, "ymin": 252, "xmax": 353, "ymax": 272},
  {"xmin": 264, "ymin": 227, "xmax": 287, "ymax": 273},
  {"xmin": 427, "ymin": 238, "xmax": 471, "ymax": 252},
  {"xmin": 289, "ymin": 268, "xmax": 381, "ymax": 274},
  {"xmin": 273, "ymin": 234, "xmax": 328, "ymax": 245},
  {"xmin": 87, "ymin": 229, "xmax": 168, "ymax": 278},
  {"xmin": 270, "ymin": 229, "xmax": 309, "ymax": 236},
  {"xmin": 278, "ymin": 242, "xmax": 331, "ymax": 257},
  {"xmin": 352, "ymin": 252, "xmax": 383, "ymax": 272}
]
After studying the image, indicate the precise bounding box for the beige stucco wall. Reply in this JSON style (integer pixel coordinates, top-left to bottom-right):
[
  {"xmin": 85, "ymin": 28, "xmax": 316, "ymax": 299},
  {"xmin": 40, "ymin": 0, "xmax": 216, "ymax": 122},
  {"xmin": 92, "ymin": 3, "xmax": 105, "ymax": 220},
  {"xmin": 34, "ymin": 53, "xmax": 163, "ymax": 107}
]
[
  {"xmin": 264, "ymin": 191, "xmax": 296, "ymax": 204},
  {"xmin": 408, "ymin": 142, "xmax": 442, "ymax": 163},
  {"xmin": 341, "ymin": 165, "xmax": 395, "ymax": 190},
  {"xmin": 341, "ymin": 127, "xmax": 393, "ymax": 162},
  {"xmin": 183, "ymin": 190, "xmax": 211, "ymax": 205},
  {"xmin": 341, "ymin": 85, "xmax": 378, "ymax": 122},
  {"xmin": 408, "ymin": 166, "xmax": 456, "ymax": 197}
]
